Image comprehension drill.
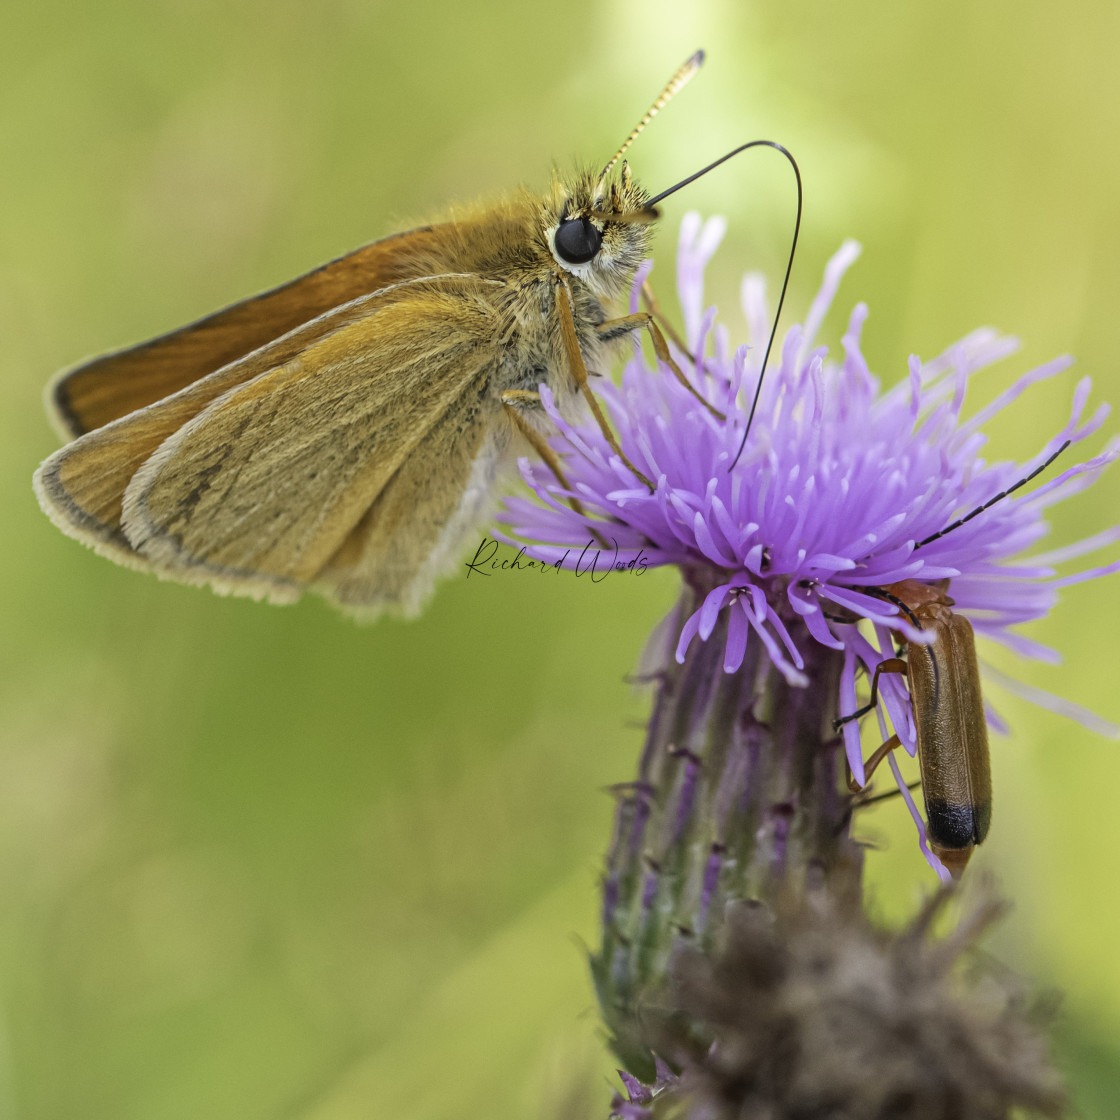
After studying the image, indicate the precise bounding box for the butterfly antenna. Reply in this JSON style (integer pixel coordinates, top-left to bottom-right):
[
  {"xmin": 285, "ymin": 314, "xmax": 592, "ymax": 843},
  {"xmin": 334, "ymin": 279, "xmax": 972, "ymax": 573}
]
[
  {"xmin": 644, "ymin": 141, "xmax": 803, "ymax": 471},
  {"xmin": 598, "ymin": 49, "xmax": 705, "ymax": 187},
  {"xmin": 727, "ymin": 147, "xmax": 802, "ymax": 470}
]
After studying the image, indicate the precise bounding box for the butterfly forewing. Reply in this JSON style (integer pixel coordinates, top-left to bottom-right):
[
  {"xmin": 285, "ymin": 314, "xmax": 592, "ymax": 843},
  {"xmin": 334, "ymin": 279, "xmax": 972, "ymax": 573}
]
[{"xmin": 50, "ymin": 225, "xmax": 452, "ymax": 438}]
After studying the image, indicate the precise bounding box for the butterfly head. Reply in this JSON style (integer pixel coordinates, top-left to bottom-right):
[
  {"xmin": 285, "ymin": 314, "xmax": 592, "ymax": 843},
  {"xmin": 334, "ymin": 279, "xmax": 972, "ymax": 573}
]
[{"xmin": 541, "ymin": 164, "xmax": 657, "ymax": 299}]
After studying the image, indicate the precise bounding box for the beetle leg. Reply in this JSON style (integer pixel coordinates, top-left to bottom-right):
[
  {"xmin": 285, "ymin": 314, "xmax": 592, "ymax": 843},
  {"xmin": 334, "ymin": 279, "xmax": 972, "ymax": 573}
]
[
  {"xmin": 845, "ymin": 734, "xmax": 902, "ymax": 793},
  {"xmin": 852, "ymin": 777, "xmax": 922, "ymax": 807},
  {"xmin": 833, "ymin": 656, "xmax": 908, "ymax": 731}
]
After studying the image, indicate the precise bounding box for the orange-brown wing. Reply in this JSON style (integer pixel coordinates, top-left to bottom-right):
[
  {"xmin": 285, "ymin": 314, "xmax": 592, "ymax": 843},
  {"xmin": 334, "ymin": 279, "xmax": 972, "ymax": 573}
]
[
  {"xmin": 35, "ymin": 283, "xmax": 420, "ymax": 564},
  {"xmin": 109, "ymin": 284, "xmax": 504, "ymax": 608},
  {"xmin": 50, "ymin": 224, "xmax": 454, "ymax": 438},
  {"xmin": 316, "ymin": 365, "xmax": 512, "ymax": 616}
]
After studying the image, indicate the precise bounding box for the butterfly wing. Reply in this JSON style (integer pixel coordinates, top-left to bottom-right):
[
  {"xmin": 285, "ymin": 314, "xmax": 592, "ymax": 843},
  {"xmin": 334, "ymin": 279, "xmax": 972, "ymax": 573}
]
[
  {"xmin": 36, "ymin": 277, "xmax": 511, "ymax": 614},
  {"xmin": 35, "ymin": 283, "xmax": 425, "ymax": 564},
  {"xmin": 315, "ymin": 369, "xmax": 509, "ymax": 615},
  {"xmin": 92, "ymin": 280, "xmax": 507, "ymax": 614},
  {"xmin": 50, "ymin": 224, "xmax": 453, "ymax": 438}
]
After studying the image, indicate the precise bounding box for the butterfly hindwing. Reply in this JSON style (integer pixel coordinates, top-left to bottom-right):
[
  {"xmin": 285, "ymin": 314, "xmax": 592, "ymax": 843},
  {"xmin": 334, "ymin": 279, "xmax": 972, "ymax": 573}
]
[{"xmin": 113, "ymin": 283, "xmax": 506, "ymax": 608}]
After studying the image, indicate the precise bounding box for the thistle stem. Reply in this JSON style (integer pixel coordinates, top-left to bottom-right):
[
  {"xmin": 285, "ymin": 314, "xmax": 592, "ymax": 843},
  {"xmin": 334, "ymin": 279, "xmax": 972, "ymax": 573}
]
[{"xmin": 593, "ymin": 579, "xmax": 857, "ymax": 1074}]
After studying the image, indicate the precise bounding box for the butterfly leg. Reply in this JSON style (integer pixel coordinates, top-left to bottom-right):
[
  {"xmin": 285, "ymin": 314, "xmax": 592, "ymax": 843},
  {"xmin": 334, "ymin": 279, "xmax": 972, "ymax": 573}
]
[
  {"xmin": 553, "ymin": 280, "xmax": 654, "ymax": 490},
  {"xmin": 639, "ymin": 279, "xmax": 692, "ymax": 360},
  {"xmin": 501, "ymin": 389, "xmax": 607, "ymax": 547},
  {"xmin": 596, "ymin": 310, "xmax": 725, "ymax": 421}
]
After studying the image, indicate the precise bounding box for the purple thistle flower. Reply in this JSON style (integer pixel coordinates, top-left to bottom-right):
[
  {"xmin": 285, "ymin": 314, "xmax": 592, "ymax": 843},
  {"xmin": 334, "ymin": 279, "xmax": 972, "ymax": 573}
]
[{"xmin": 503, "ymin": 214, "xmax": 1120, "ymax": 880}]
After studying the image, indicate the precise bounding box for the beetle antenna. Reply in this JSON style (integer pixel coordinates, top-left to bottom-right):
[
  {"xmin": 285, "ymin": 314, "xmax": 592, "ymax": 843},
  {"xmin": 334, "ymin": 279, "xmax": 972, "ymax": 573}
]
[
  {"xmin": 860, "ymin": 586, "xmax": 922, "ymax": 631},
  {"xmin": 915, "ymin": 438, "xmax": 1071, "ymax": 549}
]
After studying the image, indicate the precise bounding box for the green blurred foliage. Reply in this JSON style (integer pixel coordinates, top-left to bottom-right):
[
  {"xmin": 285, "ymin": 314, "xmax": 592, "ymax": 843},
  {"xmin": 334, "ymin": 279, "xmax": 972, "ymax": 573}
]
[{"xmin": 3, "ymin": 1, "xmax": 1119, "ymax": 1116}]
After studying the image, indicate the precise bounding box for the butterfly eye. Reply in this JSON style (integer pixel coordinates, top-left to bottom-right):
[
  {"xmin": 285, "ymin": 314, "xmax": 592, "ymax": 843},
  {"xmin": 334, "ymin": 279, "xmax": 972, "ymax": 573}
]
[{"xmin": 553, "ymin": 217, "xmax": 603, "ymax": 265}]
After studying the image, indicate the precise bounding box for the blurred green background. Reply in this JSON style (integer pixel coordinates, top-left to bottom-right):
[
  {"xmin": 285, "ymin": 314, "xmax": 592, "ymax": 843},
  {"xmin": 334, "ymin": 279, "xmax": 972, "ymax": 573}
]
[{"xmin": 3, "ymin": 1, "xmax": 1120, "ymax": 1117}]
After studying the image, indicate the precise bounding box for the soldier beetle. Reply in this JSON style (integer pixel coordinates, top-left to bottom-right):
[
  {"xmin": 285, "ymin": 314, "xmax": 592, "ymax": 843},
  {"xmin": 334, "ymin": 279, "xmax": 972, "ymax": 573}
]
[{"xmin": 835, "ymin": 439, "xmax": 1070, "ymax": 877}]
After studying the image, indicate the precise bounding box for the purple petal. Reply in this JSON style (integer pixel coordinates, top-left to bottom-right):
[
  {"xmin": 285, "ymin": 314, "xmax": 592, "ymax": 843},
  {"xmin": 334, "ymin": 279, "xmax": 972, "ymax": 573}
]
[{"xmin": 888, "ymin": 751, "xmax": 952, "ymax": 883}]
